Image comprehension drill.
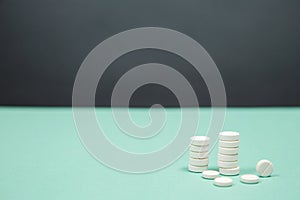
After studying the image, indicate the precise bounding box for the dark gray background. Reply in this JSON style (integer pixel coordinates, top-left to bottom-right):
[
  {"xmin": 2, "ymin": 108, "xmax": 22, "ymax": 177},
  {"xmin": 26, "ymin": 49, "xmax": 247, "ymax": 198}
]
[{"xmin": 1, "ymin": 0, "xmax": 300, "ymax": 107}]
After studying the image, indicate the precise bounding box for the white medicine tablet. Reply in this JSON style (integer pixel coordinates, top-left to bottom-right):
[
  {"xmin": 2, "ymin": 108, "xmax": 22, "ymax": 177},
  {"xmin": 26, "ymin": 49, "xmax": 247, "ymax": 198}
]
[
  {"xmin": 188, "ymin": 164, "xmax": 208, "ymax": 173},
  {"xmin": 218, "ymin": 153, "xmax": 238, "ymax": 162},
  {"xmin": 214, "ymin": 177, "xmax": 233, "ymax": 187},
  {"xmin": 218, "ymin": 147, "xmax": 239, "ymax": 155},
  {"xmin": 240, "ymin": 174, "xmax": 259, "ymax": 184},
  {"xmin": 189, "ymin": 158, "xmax": 209, "ymax": 166},
  {"xmin": 219, "ymin": 131, "xmax": 240, "ymax": 141},
  {"xmin": 190, "ymin": 144, "xmax": 209, "ymax": 152},
  {"xmin": 218, "ymin": 160, "xmax": 238, "ymax": 168},
  {"xmin": 219, "ymin": 140, "xmax": 239, "ymax": 148},
  {"xmin": 202, "ymin": 170, "xmax": 220, "ymax": 179},
  {"xmin": 256, "ymin": 159, "xmax": 273, "ymax": 177},
  {"xmin": 190, "ymin": 136, "xmax": 210, "ymax": 146},
  {"xmin": 220, "ymin": 166, "xmax": 240, "ymax": 176},
  {"xmin": 190, "ymin": 151, "xmax": 209, "ymax": 159}
]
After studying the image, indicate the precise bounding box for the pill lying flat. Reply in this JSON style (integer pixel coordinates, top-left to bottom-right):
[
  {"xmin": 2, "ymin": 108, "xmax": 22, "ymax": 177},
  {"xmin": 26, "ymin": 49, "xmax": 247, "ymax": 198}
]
[
  {"xmin": 219, "ymin": 140, "xmax": 239, "ymax": 148},
  {"xmin": 214, "ymin": 177, "xmax": 233, "ymax": 187},
  {"xmin": 240, "ymin": 174, "xmax": 259, "ymax": 184},
  {"xmin": 218, "ymin": 153, "xmax": 238, "ymax": 162},
  {"xmin": 218, "ymin": 160, "xmax": 238, "ymax": 168},
  {"xmin": 256, "ymin": 159, "xmax": 273, "ymax": 177},
  {"xmin": 190, "ymin": 151, "xmax": 209, "ymax": 159},
  {"xmin": 219, "ymin": 131, "xmax": 240, "ymax": 141},
  {"xmin": 220, "ymin": 166, "xmax": 240, "ymax": 176},
  {"xmin": 190, "ymin": 136, "xmax": 210, "ymax": 146},
  {"xmin": 202, "ymin": 170, "xmax": 220, "ymax": 179},
  {"xmin": 218, "ymin": 147, "xmax": 239, "ymax": 155},
  {"xmin": 190, "ymin": 158, "xmax": 209, "ymax": 166},
  {"xmin": 188, "ymin": 164, "xmax": 208, "ymax": 173},
  {"xmin": 190, "ymin": 144, "xmax": 209, "ymax": 152}
]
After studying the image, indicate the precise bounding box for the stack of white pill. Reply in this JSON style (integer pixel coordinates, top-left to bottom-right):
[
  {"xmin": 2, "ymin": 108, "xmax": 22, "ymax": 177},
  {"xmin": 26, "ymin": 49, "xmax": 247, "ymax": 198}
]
[
  {"xmin": 218, "ymin": 131, "xmax": 240, "ymax": 175},
  {"xmin": 188, "ymin": 136, "xmax": 210, "ymax": 173}
]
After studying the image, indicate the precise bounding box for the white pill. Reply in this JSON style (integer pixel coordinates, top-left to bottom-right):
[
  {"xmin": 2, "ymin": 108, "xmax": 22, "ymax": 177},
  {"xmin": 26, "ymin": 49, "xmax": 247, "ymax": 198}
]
[
  {"xmin": 218, "ymin": 147, "xmax": 239, "ymax": 155},
  {"xmin": 190, "ymin": 144, "xmax": 209, "ymax": 152},
  {"xmin": 214, "ymin": 177, "xmax": 233, "ymax": 187},
  {"xmin": 219, "ymin": 131, "xmax": 240, "ymax": 141},
  {"xmin": 188, "ymin": 164, "xmax": 208, "ymax": 173},
  {"xmin": 218, "ymin": 153, "xmax": 238, "ymax": 162},
  {"xmin": 240, "ymin": 174, "xmax": 259, "ymax": 184},
  {"xmin": 218, "ymin": 160, "xmax": 238, "ymax": 168},
  {"xmin": 219, "ymin": 140, "xmax": 239, "ymax": 148},
  {"xmin": 256, "ymin": 159, "xmax": 273, "ymax": 177},
  {"xmin": 220, "ymin": 166, "xmax": 240, "ymax": 176},
  {"xmin": 202, "ymin": 170, "xmax": 220, "ymax": 179},
  {"xmin": 190, "ymin": 151, "xmax": 209, "ymax": 159},
  {"xmin": 189, "ymin": 158, "xmax": 209, "ymax": 166},
  {"xmin": 190, "ymin": 136, "xmax": 210, "ymax": 146}
]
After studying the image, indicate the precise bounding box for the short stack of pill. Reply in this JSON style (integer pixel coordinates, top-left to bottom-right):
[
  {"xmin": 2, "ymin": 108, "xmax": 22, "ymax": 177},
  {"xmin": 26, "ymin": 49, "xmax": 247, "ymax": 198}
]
[
  {"xmin": 218, "ymin": 131, "xmax": 240, "ymax": 175},
  {"xmin": 188, "ymin": 136, "xmax": 210, "ymax": 173}
]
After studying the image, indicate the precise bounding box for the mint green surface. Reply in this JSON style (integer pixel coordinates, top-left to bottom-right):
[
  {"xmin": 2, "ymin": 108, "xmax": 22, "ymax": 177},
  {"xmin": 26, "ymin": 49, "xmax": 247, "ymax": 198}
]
[{"xmin": 0, "ymin": 107, "xmax": 299, "ymax": 199}]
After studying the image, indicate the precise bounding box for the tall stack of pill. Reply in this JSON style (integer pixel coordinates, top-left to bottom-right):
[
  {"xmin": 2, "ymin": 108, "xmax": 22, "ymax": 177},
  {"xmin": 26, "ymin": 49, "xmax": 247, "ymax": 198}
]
[
  {"xmin": 218, "ymin": 131, "xmax": 240, "ymax": 175},
  {"xmin": 188, "ymin": 136, "xmax": 210, "ymax": 173}
]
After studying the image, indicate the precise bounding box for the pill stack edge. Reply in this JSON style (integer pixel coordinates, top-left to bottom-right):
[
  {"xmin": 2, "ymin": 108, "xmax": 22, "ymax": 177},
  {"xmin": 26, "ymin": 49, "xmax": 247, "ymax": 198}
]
[
  {"xmin": 188, "ymin": 136, "xmax": 210, "ymax": 173},
  {"xmin": 218, "ymin": 131, "xmax": 240, "ymax": 176}
]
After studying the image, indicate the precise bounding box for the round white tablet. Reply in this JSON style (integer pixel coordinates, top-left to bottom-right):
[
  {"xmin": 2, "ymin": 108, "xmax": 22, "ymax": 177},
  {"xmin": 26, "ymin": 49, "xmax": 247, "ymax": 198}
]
[
  {"xmin": 189, "ymin": 158, "xmax": 209, "ymax": 166},
  {"xmin": 214, "ymin": 177, "xmax": 233, "ymax": 187},
  {"xmin": 240, "ymin": 174, "xmax": 259, "ymax": 184},
  {"xmin": 190, "ymin": 151, "xmax": 209, "ymax": 159},
  {"xmin": 220, "ymin": 166, "xmax": 240, "ymax": 176},
  {"xmin": 219, "ymin": 131, "xmax": 240, "ymax": 141},
  {"xmin": 218, "ymin": 160, "xmax": 238, "ymax": 168},
  {"xmin": 190, "ymin": 136, "xmax": 210, "ymax": 146},
  {"xmin": 256, "ymin": 159, "xmax": 273, "ymax": 177},
  {"xmin": 202, "ymin": 170, "xmax": 220, "ymax": 179},
  {"xmin": 188, "ymin": 164, "xmax": 208, "ymax": 173},
  {"xmin": 190, "ymin": 144, "xmax": 209, "ymax": 152},
  {"xmin": 218, "ymin": 153, "xmax": 238, "ymax": 162},
  {"xmin": 219, "ymin": 140, "xmax": 239, "ymax": 148},
  {"xmin": 218, "ymin": 147, "xmax": 239, "ymax": 155}
]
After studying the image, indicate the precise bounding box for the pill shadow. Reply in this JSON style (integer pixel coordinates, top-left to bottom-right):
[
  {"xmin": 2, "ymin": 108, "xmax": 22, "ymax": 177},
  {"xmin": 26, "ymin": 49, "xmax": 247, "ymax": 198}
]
[
  {"xmin": 260, "ymin": 174, "xmax": 279, "ymax": 178},
  {"xmin": 179, "ymin": 165, "xmax": 219, "ymax": 172},
  {"xmin": 239, "ymin": 182, "xmax": 260, "ymax": 186},
  {"xmin": 240, "ymin": 167, "xmax": 279, "ymax": 178},
  {"xmin": 179, "ymin": 166, "xmax": 189, "ymax": 172},
  {"xmin": 213, "ymin": 185, "xmax": 234, "ymax": 188},
  {"xmin": 179, "ymin": 166, "xmax": 206, "ymax": 174}
]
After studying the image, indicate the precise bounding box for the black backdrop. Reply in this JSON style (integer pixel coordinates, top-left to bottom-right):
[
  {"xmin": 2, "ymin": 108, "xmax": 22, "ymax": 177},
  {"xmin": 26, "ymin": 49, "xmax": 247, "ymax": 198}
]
[{"xmin": 1, "ymin": 0, "xmax": 300, "ymax": 107}]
